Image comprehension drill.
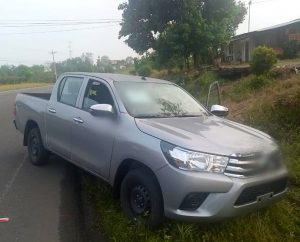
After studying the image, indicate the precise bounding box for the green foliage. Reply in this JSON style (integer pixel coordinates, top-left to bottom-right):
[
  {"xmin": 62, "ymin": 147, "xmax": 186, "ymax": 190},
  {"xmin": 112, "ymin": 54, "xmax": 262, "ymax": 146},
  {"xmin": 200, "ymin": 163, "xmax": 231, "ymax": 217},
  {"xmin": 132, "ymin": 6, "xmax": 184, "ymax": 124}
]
[
  {"xmin": 0, "ymin": 64, "xmax": 54, "ymax": 84},
  {"xmin": 137, "ymin": 65, "xmax": 152, "ymax": 77},
  {"xmin": 225, "ymin": 75, "xmax": 273, "ymax": 102},
  {"xmin": 0, "ymin": 54, "xmax": 134, "ymax": 84},
  {"xmin": 96, "ymin": 56, "xmax": 115, "ymax": 73},
  {"xmin": 251, "ymin": 46, "xmax": 278, "ymax": 75},
  {"xmin": 282, "ymin": 40, "xmax": 299, "ymax": 59},
  {"xmin": 249, "ymin": 75, "xmax": 271, "ymax": 90},
  {"xmin": 56, "ymin": 53, "xmax": 95, "ymax": 74},
  {"xmin": 246, "ymin": 91, "xmax": 300, "ymax": 141},
  {"xmin": 119, "ymin": 0, "xmax": 247, "ymax": 68}
]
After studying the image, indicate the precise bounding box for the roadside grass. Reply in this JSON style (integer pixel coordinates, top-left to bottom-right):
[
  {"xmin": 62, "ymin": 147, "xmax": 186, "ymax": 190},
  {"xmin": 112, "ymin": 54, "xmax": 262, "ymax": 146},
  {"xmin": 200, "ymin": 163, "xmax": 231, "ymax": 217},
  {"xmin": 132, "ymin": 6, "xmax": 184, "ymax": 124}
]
[
  {"xmin": 0, "ymin": 82, "xmax": 50, "ymax": 92},
  {"xmin": 84, "ymin": 175, "xmax": 299, "ymax": 242},
  {"xmin": 84, "ymin": 73, "xmax": 300, "ymax": 242}
]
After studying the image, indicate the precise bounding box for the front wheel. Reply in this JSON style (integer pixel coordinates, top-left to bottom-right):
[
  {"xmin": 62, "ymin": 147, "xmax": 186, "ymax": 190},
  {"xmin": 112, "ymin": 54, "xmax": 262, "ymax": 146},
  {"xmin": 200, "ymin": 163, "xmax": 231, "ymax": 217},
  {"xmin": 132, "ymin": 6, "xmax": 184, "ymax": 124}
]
[
  {"xmin": 120, "ymin": 168, "xmax": 164, "ymax": 229},
  {"xmin": 27, "ymin": 128, "xmax": 49, "ymax": 166}
]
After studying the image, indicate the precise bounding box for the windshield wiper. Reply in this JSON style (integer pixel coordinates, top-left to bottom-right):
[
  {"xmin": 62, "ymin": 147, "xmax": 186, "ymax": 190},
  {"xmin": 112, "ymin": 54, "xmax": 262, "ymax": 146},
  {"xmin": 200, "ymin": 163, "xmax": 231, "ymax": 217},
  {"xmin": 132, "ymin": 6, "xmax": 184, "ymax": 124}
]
[
  {"xmin": 135, "ymin": 114, "xmax": 203, "ymax": 119},
  {"xmin": 173, "ymin": 115, "xmax": 203, "ymax": 118}
]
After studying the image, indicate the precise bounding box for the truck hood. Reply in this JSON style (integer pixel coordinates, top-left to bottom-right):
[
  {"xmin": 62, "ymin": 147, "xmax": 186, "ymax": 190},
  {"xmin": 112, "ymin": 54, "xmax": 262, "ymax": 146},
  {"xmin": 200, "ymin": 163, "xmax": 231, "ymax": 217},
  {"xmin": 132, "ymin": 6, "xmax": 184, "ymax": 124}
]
[{"xmin": 135, "ymin": 116, "xmax": 277, "ymax": 156}]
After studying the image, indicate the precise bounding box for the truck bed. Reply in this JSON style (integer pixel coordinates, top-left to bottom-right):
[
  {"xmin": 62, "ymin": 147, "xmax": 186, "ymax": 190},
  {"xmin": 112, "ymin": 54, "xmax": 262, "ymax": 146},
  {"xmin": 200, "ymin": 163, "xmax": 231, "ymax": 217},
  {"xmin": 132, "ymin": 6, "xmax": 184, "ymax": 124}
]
[{"xmin": 22, "ymin": 93, "xmax": 51, "ymax": 100}]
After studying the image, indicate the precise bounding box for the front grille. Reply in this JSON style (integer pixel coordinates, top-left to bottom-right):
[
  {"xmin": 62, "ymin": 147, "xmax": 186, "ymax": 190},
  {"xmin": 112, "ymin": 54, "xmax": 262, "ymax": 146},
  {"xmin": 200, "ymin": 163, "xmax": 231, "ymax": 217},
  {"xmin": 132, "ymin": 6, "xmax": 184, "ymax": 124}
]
[
  {"xmin": 234, "ymin": 177, "xmax": 288, "ymax": 206},
  {"xmin": 224, "ymin": 151, "xmax": 282, "ymax": 178}
]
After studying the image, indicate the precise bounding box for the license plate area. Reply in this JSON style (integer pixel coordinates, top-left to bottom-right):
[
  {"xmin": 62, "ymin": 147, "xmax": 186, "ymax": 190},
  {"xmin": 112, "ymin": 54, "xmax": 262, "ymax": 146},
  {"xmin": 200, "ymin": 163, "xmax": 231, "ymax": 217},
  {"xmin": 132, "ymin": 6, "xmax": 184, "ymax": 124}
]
[{"xmin": 257, "ymin": 192, "xmax": 274, "ymax": 202}]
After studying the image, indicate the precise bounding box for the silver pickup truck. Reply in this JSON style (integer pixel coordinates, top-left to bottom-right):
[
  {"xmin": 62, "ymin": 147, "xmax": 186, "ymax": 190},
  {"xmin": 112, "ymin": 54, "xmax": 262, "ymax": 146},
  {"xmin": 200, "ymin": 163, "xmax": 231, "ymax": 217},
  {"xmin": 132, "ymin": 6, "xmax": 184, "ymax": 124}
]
[{"xmin": 14, "ymin": 73, "xmax": 288, "ymax": 228}]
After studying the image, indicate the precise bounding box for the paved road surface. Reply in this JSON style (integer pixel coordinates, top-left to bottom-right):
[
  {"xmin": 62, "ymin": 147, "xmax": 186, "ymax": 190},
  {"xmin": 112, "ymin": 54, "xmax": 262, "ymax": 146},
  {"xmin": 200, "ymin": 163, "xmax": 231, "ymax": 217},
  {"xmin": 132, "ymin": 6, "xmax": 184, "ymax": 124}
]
[{"xmin": 0, "ymin": 87, "xmax": 85, "ymax": 242}]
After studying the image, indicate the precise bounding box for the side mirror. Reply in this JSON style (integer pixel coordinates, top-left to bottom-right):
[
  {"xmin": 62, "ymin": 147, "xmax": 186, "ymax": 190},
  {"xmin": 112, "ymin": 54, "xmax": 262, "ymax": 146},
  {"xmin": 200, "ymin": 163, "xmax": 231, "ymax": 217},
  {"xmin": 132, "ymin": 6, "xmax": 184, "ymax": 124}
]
[
  {"xmin": 89, "ymin": 104, "xmax": 114, "ymax": 116},
  {"xmin": 210, "ymin": 105, "xmax": 229, "ymax": 117}
]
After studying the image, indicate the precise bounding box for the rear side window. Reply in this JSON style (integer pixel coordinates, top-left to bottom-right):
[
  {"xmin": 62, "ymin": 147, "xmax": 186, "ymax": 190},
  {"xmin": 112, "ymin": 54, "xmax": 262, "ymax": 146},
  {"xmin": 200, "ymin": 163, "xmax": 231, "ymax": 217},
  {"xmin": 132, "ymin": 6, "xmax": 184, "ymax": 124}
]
[{"xmin": 58, "ymin": 77, "xmax": 84, "ymax": 107}]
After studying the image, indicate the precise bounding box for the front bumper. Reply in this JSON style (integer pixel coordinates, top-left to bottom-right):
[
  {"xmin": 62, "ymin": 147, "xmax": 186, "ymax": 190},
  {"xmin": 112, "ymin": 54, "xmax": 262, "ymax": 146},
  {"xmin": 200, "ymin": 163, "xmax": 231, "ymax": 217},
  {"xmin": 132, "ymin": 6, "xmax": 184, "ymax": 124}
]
[{"xmin": 155, "ymin": 164, "xmax": 288, "ymax": 222}]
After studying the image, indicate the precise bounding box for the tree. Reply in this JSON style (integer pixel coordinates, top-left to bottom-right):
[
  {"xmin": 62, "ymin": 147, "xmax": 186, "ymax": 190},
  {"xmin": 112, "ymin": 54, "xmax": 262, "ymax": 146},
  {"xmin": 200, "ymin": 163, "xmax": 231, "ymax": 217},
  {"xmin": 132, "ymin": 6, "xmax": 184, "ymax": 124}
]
[
  {"xmin": 96, "ymin": 56, "xmax": 114, "ymax": 73},
  {"xmin": 119, "ymin": 0, "xmax": 246, "ymax": 68},
  {"xmin": 15, "ymin": 65, "xmax": 33, "ymax": 81}
]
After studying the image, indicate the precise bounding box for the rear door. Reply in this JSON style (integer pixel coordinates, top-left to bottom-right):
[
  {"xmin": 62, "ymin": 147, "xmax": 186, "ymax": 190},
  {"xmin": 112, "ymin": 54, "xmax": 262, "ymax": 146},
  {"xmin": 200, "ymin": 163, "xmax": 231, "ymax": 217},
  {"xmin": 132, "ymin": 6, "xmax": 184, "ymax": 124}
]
[
  {"xmin": 70, "ymin": 78, "xmax": 117, "ymax": 179},
  {"xmin": 46, "ymin": 76, "xmax": 85, "ymax": 159}
]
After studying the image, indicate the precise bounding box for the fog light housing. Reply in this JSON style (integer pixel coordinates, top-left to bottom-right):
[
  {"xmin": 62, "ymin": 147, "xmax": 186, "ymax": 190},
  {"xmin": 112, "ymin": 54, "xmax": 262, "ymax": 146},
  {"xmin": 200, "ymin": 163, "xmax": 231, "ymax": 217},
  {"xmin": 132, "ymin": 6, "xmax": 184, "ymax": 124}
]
[{"xmin": 179, "ymin": 193, "xmax": 209, "ymax": 211}]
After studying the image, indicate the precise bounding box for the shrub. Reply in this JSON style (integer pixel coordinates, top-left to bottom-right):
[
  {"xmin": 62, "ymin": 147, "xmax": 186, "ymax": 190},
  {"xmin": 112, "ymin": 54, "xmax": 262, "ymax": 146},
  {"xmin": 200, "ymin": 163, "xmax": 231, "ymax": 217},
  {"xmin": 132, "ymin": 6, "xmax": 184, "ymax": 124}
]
[
  {"xmin": 137, "ymin": 65, "xmax": 152, "ymax": 77},
  {"xmin": 249, "ymin": 75, "xmax": 271, "ymax": 90},
  {"xmin": 251, "ymin": 46, "xmax": 277, "ymax": 75}
]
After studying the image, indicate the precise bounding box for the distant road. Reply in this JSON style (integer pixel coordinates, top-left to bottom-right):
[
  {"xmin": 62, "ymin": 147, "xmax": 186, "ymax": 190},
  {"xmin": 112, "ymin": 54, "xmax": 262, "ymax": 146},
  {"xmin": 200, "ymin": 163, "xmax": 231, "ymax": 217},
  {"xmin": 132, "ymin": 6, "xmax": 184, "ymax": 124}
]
[{"xmin": 0, "ymin": 87, "xmax": 85, "ymax": 241}]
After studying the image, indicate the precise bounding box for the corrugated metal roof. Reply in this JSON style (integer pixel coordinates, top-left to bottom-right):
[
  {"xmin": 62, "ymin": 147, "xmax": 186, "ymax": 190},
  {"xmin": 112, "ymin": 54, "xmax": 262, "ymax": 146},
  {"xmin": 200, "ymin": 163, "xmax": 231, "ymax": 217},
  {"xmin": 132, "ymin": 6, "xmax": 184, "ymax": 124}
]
[
  {"xmin": 233, "ymin": 18, "xmax": 300, "ymax": 39},
  {"xmin": 258, "ymin": 18, "xmax": 300, "ymax": 32}
]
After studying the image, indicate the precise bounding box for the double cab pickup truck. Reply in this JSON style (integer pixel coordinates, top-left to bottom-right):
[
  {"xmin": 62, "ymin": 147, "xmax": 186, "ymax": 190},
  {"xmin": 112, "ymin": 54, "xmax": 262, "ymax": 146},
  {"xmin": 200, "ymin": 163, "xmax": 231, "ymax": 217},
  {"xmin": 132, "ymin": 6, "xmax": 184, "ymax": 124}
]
[{"xmin": 14, "ymin": 73, "xmax": 288, "ymax": 228}]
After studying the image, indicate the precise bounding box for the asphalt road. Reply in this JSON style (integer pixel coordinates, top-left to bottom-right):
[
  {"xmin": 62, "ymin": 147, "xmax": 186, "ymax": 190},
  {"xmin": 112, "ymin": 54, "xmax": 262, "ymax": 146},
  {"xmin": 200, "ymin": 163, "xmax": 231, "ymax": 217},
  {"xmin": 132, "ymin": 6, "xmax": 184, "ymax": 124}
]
[{"xmin": 0, "ymin": 86, "xmax": 85, "ymax": 242}]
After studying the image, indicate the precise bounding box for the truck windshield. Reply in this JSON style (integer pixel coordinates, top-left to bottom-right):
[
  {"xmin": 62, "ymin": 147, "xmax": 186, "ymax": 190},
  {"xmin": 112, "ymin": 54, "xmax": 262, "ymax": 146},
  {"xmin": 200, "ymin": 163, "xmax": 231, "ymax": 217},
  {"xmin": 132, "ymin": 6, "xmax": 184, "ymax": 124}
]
[{"xmin": 115, "ymin": 82, "xmax": 208, "ymax": 118}]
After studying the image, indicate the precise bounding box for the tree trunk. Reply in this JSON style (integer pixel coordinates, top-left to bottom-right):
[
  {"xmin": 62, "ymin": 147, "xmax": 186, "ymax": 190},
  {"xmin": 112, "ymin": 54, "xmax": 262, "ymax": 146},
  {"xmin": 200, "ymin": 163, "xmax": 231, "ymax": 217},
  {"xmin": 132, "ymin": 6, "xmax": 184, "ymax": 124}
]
[{"xmin": 193, "ymin": 53, "xmax": 200, "ymax": 69}]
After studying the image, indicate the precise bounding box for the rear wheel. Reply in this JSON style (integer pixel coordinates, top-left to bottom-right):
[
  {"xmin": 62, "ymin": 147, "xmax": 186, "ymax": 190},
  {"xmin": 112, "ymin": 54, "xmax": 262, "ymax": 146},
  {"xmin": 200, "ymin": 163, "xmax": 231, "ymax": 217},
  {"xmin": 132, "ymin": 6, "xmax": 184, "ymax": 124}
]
[
  {"xmin": 27, "ymin": 128, "xmax": 49, "ymax": 166},
  {"xmin": 120, "ymin": 168, "xmax": 164, "ymax": 229}
]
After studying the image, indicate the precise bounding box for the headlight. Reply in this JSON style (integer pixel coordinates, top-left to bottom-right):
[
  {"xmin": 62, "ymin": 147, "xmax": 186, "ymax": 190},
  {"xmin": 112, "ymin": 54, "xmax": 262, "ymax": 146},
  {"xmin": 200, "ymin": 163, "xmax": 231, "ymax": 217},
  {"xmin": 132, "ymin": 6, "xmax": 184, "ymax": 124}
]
[{"xmin": 161, "ymin": 141, "xmax": 229, "ymax": 173}]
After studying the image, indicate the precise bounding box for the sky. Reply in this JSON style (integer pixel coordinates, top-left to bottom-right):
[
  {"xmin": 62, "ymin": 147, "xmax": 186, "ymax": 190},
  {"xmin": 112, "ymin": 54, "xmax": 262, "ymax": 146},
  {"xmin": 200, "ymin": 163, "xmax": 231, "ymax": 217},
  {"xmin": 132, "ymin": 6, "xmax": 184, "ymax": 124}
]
[{"xmin": 0, "ymin": 0, "xmax": 299, "ymax": 66}]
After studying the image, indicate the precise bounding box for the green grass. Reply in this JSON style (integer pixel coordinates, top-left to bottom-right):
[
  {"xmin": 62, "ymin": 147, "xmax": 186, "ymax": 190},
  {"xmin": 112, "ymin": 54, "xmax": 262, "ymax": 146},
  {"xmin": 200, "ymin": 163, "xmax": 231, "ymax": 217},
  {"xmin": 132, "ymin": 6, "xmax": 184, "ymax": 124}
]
[
  {"xmin": 84, "ymin": 176, "xmax": 299, "ymax": 242},
  {"xmin": 0, "ymin": 82, "xmax": 50, "ymax": 92},
  {"xmin": 83, "ymin": 73, "xmax": 300, "ymax": 242}
]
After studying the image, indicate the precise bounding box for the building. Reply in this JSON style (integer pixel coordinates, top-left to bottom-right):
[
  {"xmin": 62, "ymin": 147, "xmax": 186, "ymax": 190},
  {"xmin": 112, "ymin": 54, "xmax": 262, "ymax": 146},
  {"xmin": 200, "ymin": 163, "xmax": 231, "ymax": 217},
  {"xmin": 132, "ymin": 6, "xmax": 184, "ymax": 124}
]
[{"xmin": 224, "ymin": 19, "xmax": 300, "ymax": 63}]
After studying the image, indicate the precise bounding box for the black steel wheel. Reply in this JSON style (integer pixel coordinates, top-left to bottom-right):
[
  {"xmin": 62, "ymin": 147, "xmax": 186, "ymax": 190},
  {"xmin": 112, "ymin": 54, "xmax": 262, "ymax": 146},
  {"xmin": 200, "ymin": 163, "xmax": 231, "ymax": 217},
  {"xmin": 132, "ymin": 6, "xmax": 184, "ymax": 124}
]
[
  {"xmin": 27, "ymin": 128, "xmax": 49, "ymax": 166},
  {"xmin": 120, "ymin": 168, "xmax": 164, "ymax": 228}
]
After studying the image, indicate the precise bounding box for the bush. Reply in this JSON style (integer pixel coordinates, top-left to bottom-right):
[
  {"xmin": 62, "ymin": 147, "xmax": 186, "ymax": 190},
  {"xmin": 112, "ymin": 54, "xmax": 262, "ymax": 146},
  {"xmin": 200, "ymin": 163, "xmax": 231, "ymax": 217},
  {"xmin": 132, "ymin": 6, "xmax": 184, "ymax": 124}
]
[
  {"xmin": 282, "ymin": 40, "xmax": 299, "ymax": 59},
  {"xmin": 249, "ymin": 75, "xmax": 271, "ymax": 90},
  {"xmin": 251, "ymin": 46, "xmax": 278, "ymax": 75},
  {"xmin": 137, "ymin": 65, "xmax": 152, "ymax": 77}
]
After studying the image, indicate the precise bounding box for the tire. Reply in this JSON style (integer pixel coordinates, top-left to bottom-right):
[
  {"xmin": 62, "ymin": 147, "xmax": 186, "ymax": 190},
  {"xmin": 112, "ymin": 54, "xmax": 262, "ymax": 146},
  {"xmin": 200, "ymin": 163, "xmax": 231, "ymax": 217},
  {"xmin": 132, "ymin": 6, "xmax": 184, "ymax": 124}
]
[
  {"xmin": 120, "ymin": 168, "xmax": 164, "ymax": 229},
  {"xmin": 27, "ymin": 128, "xmax": 49, "ymax": 166}
]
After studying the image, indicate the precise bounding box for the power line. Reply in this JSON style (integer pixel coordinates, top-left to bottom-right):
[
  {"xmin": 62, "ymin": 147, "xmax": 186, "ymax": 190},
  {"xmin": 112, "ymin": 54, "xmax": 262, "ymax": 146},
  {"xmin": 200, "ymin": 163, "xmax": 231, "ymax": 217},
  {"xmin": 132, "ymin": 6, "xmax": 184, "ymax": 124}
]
[
  {"xmin": 0, "ymin": 24, "xmax": 119, "ymax": 36},
  {"xmin": 0, "ymin": 20, "xmax": 122, "ymax": 28},
  {"xmin": 252, "ymin": 0, "xmax": 277, "ymax": 4},
  {"xmin": 0, "ymin": 18, "xmax": 121, "ymax": 21}
]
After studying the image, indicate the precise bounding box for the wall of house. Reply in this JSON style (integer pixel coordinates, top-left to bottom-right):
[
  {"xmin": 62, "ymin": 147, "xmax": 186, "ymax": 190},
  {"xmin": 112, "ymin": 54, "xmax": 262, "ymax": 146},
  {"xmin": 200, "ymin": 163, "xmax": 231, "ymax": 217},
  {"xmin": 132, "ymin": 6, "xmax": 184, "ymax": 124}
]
[
  {"xmin": 224, "ymin": 22, "xmax": 300, "ymax": 63},
  {"xmin": 225, "ymin": 37, "xmax": 255, "ymax": 63}
]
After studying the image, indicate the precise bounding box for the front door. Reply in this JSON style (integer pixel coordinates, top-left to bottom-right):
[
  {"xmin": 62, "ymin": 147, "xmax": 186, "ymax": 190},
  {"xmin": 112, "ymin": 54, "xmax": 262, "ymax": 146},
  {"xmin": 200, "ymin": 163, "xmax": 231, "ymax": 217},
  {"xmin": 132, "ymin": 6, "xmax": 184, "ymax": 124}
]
[{"xmin": 70, "ymin": 79, "xmax": 117, "ymax": 179}]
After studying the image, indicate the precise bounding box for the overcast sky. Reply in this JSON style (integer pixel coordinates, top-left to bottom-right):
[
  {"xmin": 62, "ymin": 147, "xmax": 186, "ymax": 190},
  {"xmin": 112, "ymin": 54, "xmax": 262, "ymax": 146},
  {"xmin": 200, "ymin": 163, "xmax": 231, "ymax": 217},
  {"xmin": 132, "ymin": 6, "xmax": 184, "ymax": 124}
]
[{"xmin": 0, "ymin": 0, "xmax": 299, "ymax": 66}]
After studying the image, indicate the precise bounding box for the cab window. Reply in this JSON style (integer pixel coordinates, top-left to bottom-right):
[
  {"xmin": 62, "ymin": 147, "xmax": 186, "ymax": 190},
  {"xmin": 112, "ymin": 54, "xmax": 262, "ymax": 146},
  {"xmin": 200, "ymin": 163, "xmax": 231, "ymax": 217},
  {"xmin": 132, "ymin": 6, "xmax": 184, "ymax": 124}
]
[
  {"xmin": 82, "ymin": 80, "xmax": 114, "ymax": 111},
  {"xmin": 58, "ymin": 77, "xmax": 84, "ymax": 107}
]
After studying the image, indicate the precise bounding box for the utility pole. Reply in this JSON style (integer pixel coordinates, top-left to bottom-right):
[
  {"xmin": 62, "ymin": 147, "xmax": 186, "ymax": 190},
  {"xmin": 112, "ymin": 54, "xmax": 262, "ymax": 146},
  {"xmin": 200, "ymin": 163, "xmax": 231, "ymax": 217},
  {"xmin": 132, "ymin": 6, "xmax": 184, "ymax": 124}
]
[
  {"xmin": 248, "ymin": 0, "xmax": 252, "ymax": 32},
  {"xmin": 68, "ymin": 41, "xmax": 73, "ymax": 59},
  {"xmin": 50, "ymin": 50, "xmax": 58, "ymax": 80}
]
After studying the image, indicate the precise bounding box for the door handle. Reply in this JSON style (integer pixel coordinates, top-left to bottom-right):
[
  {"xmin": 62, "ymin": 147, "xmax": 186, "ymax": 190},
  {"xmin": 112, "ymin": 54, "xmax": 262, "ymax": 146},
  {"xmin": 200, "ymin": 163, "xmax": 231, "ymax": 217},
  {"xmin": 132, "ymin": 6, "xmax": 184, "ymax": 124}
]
[
  {"xmin": 48, "ymin": 107, "xmax": 56, "ymax": 114},
  {"xmin": 73, "ymin": 117, "xmax": 84, "ymax": 124}
]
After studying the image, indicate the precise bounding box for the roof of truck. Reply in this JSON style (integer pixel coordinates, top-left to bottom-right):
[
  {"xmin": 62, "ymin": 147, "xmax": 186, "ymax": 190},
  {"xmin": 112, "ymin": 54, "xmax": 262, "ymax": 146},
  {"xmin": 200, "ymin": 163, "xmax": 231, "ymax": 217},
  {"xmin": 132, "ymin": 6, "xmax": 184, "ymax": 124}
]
[{"xmin": 62, "ymin": 72, "xmax": 172, "ymax": 84}]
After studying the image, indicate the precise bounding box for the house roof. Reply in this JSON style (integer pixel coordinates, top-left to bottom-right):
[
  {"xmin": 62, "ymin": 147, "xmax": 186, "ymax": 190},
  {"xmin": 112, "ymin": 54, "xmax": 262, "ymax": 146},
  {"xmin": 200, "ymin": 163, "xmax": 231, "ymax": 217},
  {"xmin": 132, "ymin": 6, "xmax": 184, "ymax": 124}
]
[{"xmin": 232, "ymin": 18, "xmax": 300, "ymax": 41}]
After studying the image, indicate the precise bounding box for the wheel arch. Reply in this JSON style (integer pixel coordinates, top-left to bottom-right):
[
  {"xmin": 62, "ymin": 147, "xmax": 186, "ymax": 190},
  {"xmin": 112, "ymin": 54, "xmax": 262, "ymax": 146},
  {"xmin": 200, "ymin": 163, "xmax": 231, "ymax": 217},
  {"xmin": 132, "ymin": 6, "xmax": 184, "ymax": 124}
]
[
  {"xmin": 112, "ymin": 159, "xmax": 163, "ymax": 202},
  {"xmin": 23, "ymin": 120, "xmax": 39, "ymax": 146}
]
